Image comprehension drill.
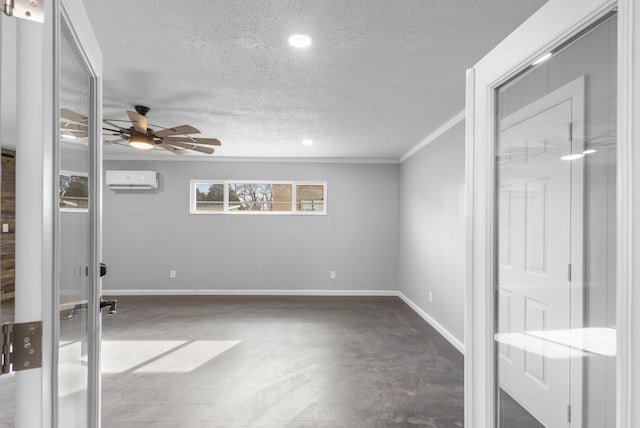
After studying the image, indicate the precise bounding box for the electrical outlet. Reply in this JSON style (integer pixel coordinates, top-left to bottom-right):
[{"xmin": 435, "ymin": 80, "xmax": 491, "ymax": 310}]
[
  {"xmin": 2, "ymin": 224, "xmax": 8, "ymax": 233},
  {"xmin": 330, "ymin": 270, "xmax": 336, "ymax": 279},
  {"xmin": 170, "ymin": 270, "xmax": 176, "ymax": 279},
  {"xmin": 428, "ymin": 291, "xmax": 433, "ymax": 302}
]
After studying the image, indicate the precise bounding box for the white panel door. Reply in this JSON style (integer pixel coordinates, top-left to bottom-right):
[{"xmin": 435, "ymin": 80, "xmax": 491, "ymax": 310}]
[{"xmin": 496, "ymin": 80, "xmax": 584, "ymax": 427}]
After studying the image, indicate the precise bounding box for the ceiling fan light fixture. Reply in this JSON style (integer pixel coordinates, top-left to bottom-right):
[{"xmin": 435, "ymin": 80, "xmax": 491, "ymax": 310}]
[{"xmin": 129, "ymin": 134, "xmax": 154, "ymax": 150}]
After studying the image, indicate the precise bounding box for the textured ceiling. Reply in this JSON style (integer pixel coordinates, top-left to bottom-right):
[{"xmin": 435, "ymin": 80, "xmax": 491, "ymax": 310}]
[{"xmin": 83, "ymin": 0, "xmax": 547, "ymax": 161}]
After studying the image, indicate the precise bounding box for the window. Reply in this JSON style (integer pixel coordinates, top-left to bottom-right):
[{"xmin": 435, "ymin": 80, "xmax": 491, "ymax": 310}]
[
  {"xmin": 194, "ymin": 182, "xmax": 224, "ymax": 211},
  {"xmin": 228, "ymin": 182, "xmax": 292, "ymax": 212},
  {"xmin": 59, "ymin": 170, "xmax": 89, "ymax": 211},
  {"xmin": 190, "ymin": 180, "xmax": 326, "ymax": 215},
  {"xmin": 296, "ymin": 184, "xmax": 324, "ymax": 212}
]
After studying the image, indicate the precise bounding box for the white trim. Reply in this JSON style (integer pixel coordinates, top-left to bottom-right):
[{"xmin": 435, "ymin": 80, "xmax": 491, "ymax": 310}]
[
  {"xmin": 103, "ymin": 154, "xmax": 400, "ymax": 165},
  {"xmin": 398, "ymin": 110, "xmax": 465, "ymax": 163},
  {"xmin": 617, "ymin": 1, "xmax": 639, "ymax": 426},
  {"xmin": 60, "ymin": 0, "xmax": 102, "ymax": 75},
  {"xmin": 42, "ymin": 0, "xmax": 56, "ymax": 424},
  {"xmin": 102, "ymin": 289, "xmax": 399, "ymax": 297},
  {"xmin": 15, "ymin": 11, "xmax": 47, "ymax": 428},
  {"xmin": 464, "ymin": 66, "xmax": 476, "ymax": 428},
  {"xmin": 397, "ymin": 292, "xmax": 465, "ymax": 354}
]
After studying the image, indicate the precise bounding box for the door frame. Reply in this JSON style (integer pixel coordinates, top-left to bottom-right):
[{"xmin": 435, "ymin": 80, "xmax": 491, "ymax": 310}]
[{"xmin": 464, "ymin": 0, "xmax": 640, "ymax": 426}]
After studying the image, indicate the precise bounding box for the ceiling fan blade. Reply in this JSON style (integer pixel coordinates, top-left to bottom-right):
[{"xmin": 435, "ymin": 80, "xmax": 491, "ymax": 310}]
[
  {"xmin": 103, "ymin": 119, "xmax": 127, "ymax": 130},
  {"xmin": 103, "ymin": 138, "xmax": 127, "ymax": 145},
  {"xmin": 163, "ymin": 140, "xmax": 215, "ymax": 155},
  {"xmin": 157, "ymin": 143, "xmax": 187, "ymax": 155},
  {"xmin": 60, "ymin": 108, "xmax": 88, "ymax": 123},
  {"xmin": 61, "ymin": 131, "xmax": 88, "ymax": 139},
  {"xmin": 190, "ymin": 146, "xmax": 215, "ymax": 155},
  {"xmin": 61, "ymin": 122, "xmax": 88, "ymax": 132},
  {"xmin": 164, "ymin": 136, "xmax": 221, "ymax": 146},
  {"xmin": 127, "ymin": 111, "xmax": 148, "ymax": 133},
  {"xmin": 153, "ymin": 125, "xmax": 200, "ymax": 138}
]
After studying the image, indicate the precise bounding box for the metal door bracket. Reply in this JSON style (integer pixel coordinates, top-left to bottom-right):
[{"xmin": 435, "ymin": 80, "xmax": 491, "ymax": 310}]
[
  {"xmin": 3, "ymin": 0, "xmax": 44, "ymax": 23},
  {"xmin": 1, "ymin": 321, "xmax": 43, "ymax": 375}
]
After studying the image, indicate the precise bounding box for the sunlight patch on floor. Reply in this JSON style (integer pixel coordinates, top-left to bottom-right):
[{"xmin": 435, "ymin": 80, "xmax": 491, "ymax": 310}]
[
  {"xmin": 134, "ymin": 340, "xmax": 241, "ymax": 373},
  {"xmin": 101, "ymin": 340, "xmax": 241, "ymax": 374},
  {"xmin": 101, "ymin": 340, "xmax": 187, "ymax": 373}
]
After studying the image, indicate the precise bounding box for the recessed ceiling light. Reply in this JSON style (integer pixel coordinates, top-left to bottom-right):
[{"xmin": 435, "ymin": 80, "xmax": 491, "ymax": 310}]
[
  {"xmin": 532, "ymin": 52, "xmax": 552, "ymax": 66},
  {"xmin": 561, "ymin": 153, "xmax": 585, "ymax": 161},
  {"xmin": 289, "ymin": 34, "xmax": 312, "ymax": 48},
  {"xmin": 583, "ymin": 149, "xmax": 596, "ymax": 154},
  {"xmin": 302, "ymin": 139, "xmax": 313, "ymax": 146}
]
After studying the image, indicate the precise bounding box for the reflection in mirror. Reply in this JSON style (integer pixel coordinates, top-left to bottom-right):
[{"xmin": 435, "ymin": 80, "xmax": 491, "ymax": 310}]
[
  {"xmin": 495, "ymin": 14, "xmax": 617, "ymax": 428},
  {"xmin": 58, "ymin": 20, "xmax": 92, "ymax": 428}
]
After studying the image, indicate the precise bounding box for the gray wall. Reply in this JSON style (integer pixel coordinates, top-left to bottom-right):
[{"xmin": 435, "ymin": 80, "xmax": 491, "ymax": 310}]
[
  {"xmin": 398, "ymin": 122, "xmax": 466, "ymax": 344},
  {"xmin": 102, "ymin": 160, "xmax": 399, "ymax": 292}
]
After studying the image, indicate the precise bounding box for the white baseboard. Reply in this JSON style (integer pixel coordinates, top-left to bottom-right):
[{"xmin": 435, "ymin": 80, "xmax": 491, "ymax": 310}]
[
  {"xmin": 102, "ymin": 288, "xmax": 464, "ymax": 354},
  {"xmin": 102, "ymin": 289, "xmax": 399, "ymax": 297},
  {"xmin": 397, "ymin": 291, "xmax": 465, "ymax": 354}
]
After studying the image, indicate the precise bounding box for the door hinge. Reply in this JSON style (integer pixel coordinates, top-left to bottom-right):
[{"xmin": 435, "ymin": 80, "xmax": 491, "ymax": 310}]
[
  {"xmin": 1, "ymin": 321, "xmax": 43, "ymax": 375},
  {"xmin": 569, "ymin": 122, "xmax": 573, "ymax": 141},
  {"xmin": 3, "ymin": 0, "xmax": 44, "ymax": 23},
  {"xmin": 568, "ymin": 263, "xmax": 572, "ymax": 282},
  {"xmin": 567, "ymin": 404, "xmax": 572, "ymax": 423}
]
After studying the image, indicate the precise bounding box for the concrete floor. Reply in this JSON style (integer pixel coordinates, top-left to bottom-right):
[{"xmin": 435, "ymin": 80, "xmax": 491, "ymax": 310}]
[
  {"xmin": 2, "ymin": 296, "xmax": 466, "ymax": 427},
  {"xmin": 100, "ymin": 296, "xmax": 465, "ymax": 428},
  {"xmin": 499, "ymin": 390, "xmax": 544, "ymax": 428},
  {"xmin": 0, "ymin": 295, "xmax": 546, "ymax": 427}
]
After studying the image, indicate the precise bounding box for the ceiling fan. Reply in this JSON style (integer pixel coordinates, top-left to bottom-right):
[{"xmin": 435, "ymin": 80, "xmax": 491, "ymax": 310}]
[
  {"xmin": 60, "ymin": 108, "xmax": 89, "ymax": 140},
  {"xmin": 102, "ymin": 105, "xmax": 222, "ymax": 155}
]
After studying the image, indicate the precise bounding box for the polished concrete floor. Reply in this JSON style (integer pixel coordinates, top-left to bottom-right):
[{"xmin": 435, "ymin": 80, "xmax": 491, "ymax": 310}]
[
  {"xmin": 100, "ymin": 296, "xmax": 465, "ymax": 428},
  {"xmin": 0, "ymin": 296, "xmax": 547, "ymax": 427}
]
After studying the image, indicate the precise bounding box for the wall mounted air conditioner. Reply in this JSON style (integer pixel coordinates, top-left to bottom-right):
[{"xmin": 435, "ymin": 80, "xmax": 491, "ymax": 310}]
[{"xmin": 105, "ymin": 170, "xmax": 158, "ymax": 190}]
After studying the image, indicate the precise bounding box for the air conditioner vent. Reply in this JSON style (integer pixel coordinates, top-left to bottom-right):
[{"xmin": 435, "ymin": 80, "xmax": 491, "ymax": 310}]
[{"xmin": 105, "ymin": 170, "xmax": 158, "ymax": 190}]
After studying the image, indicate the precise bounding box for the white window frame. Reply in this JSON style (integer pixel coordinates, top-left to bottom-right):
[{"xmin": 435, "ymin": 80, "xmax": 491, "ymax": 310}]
[
  {"xmin": 189, "ymin": 179, "xmax": 327, "ymax": 215},
  {"xmin": 465, "ymin": 0, "xmax": 640, "ymax": 427}
]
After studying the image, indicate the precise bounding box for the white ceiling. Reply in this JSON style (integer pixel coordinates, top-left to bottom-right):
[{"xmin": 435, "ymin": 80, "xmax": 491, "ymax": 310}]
[{"xmin": 82, "ymin": 1, "xmax": 546, "ymax": 161}]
